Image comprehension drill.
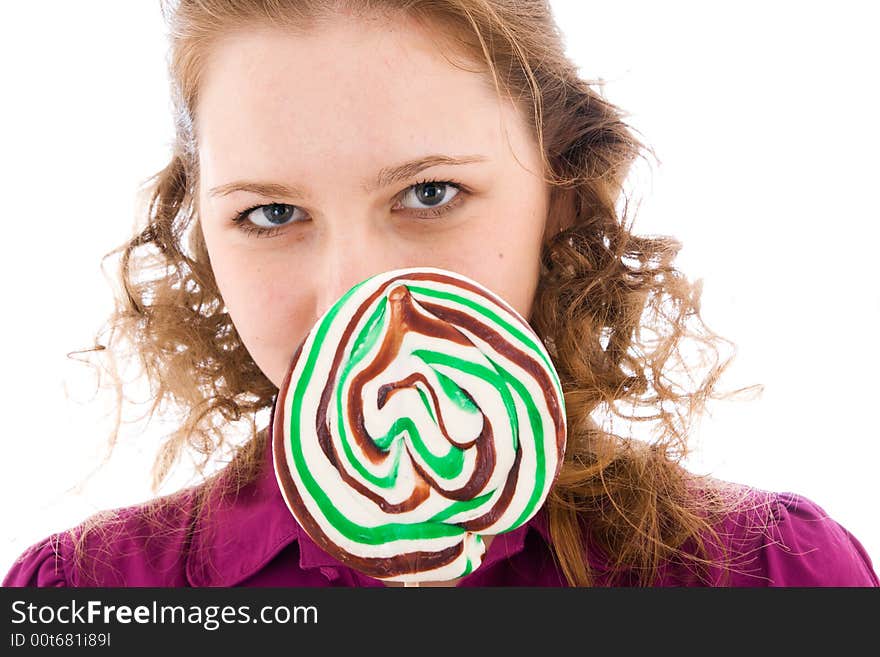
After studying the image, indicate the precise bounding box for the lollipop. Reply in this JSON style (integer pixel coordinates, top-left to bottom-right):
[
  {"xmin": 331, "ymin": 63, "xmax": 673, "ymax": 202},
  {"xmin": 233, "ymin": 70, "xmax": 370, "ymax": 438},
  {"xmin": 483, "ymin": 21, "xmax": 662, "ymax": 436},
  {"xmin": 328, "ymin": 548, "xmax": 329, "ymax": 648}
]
[{"xmin": 272, "ymin": 267, "xmax": 567, "ymax": 583}]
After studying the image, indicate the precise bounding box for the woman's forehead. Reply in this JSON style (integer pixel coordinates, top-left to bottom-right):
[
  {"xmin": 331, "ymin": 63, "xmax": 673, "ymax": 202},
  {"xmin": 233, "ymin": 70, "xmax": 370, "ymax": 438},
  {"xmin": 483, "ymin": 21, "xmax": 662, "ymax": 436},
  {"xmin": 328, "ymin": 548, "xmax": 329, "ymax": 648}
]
[
  {"xmin": 194, "ymin": 22, "xmax": 526, "ymax": 194},
  {"xmin": 196, "ymin": 19, "xmax": 495, "ymax": 133}
]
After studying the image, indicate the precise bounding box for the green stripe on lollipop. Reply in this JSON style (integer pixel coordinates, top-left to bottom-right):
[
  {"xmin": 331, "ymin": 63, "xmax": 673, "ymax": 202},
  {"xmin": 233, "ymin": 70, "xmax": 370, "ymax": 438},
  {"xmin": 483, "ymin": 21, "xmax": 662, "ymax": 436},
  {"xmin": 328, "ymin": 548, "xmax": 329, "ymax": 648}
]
[
  {"xmin": 428, "ymin": 490, "xmax": 494, "ymax": 522},
  {"xmin": 370, "ymin": 416, "xmax": 465, "ymax": 479},
  {"xmin": 433, "ymin": 369, "xmax": 478, "ymax": 413},
  {"xmin": 497, "ymin": 365, "xmax": 547, "ymax": 529},
  {"xmin": 416, "ymin": 387, "xmax": 436, "ymax": 422}
]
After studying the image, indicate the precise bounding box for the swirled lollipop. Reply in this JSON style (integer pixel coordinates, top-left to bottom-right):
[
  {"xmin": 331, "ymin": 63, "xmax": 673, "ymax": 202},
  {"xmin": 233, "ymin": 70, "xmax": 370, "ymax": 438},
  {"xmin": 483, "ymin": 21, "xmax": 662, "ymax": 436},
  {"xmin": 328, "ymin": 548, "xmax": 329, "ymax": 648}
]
[{"xmin": 272, "ymin": 267, "xmax": 567, "ymax": 583}]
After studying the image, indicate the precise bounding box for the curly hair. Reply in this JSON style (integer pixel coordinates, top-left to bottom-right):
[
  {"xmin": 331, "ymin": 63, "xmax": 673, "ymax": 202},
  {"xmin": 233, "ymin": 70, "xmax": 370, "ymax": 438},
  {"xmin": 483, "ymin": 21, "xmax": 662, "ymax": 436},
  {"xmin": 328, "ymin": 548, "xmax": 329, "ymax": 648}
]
[{"xmin": 68, "ymin": 0, "xmax": 763, "ymax": 586}]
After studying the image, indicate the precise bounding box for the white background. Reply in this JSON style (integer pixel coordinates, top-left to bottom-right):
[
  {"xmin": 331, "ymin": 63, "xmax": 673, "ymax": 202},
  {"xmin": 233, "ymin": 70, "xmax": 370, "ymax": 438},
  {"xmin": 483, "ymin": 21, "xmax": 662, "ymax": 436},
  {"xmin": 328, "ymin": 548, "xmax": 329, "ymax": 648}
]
[{"xmin": 1, "ymin": 1, "xmax": 878, "ymax": 580}]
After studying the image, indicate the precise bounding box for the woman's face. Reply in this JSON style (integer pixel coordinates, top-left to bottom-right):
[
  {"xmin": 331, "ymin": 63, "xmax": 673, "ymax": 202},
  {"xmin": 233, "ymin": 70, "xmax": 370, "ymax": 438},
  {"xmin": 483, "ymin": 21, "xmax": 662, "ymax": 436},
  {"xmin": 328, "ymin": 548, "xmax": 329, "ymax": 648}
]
[{"xmin": 196, "ymin": 16, "xmax": 550, "ymax": 388}]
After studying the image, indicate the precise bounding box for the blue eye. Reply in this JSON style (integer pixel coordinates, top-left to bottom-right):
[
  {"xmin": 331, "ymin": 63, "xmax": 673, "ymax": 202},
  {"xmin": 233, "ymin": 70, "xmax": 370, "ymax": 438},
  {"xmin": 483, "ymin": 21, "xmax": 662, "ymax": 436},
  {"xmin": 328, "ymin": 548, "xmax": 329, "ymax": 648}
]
[
  {"xmin": 399, "ymin": 180, "xmax": 462, "ymax": 212},
  {"xmin": 231, "ymin": 203, "xmax": 306, "ymax": 238}
]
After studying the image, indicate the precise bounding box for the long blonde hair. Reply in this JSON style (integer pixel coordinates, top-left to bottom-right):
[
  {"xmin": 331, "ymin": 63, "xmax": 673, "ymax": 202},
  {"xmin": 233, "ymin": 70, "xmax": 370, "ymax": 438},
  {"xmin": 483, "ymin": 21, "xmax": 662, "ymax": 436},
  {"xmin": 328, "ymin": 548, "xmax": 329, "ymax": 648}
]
[{"xmin": 70, "ymin": 0, "xmax": 762, "ymax": 586}]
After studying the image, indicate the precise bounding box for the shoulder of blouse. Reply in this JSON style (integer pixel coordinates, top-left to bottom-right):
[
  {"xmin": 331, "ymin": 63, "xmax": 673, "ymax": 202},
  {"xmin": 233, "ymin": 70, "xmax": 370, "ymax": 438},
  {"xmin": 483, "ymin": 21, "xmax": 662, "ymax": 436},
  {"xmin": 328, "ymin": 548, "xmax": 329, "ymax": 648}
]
[
  {"xmin": 2, "ymin": 531, "xmax": 72, "ymax": 587},
  {"xmin": 2, "ymin": 488, "xmax": 200, "ymax": 588},
  {"xmin": 697, "ymin": 487, "xmax": 879, "ymax": 587}
]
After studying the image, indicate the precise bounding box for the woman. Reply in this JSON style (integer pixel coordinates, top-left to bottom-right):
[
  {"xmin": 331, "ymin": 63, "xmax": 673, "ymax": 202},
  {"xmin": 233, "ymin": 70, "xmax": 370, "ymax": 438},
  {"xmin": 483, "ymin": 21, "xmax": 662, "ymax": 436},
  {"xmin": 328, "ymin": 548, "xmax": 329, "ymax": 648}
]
[{"xmin": 4, "ymin": 0, "xmax": 876, "ymax": 587}]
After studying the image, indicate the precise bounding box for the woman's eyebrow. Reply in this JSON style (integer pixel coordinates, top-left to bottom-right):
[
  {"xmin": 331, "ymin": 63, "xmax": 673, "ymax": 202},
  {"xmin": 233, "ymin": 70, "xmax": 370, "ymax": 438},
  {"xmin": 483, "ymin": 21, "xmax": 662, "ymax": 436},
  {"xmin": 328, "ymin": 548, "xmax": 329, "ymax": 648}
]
[{"xmin": 207, "ymin": 153, "xmax": 489, "ymax": 199}]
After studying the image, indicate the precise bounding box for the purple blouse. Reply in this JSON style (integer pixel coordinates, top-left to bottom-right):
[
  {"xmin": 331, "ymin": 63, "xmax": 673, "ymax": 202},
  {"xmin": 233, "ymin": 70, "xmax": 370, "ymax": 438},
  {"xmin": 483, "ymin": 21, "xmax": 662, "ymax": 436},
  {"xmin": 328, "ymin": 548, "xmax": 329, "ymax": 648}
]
[{"xmin": 4, "ymin": 431, "xmax": 878, "ymax": 587}]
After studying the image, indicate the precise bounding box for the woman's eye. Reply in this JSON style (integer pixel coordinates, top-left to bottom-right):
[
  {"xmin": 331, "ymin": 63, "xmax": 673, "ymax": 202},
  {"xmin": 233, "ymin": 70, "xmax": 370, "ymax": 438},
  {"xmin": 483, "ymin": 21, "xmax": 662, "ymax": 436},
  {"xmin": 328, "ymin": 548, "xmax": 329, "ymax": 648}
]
[
  {"xmin": 233, "ymin": 203, "xmax": 306, "ymax": 235},
  {"xmin": 398, "ymin": 180, "xmax": 461, "ymax": 213}
]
